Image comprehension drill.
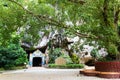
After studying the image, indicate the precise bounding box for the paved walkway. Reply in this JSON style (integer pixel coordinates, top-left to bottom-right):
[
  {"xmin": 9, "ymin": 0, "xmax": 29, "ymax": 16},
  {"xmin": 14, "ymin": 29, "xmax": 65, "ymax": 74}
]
[{"xmin": 0, "ymin": 67, "xmax": 119, "ymax": 80}]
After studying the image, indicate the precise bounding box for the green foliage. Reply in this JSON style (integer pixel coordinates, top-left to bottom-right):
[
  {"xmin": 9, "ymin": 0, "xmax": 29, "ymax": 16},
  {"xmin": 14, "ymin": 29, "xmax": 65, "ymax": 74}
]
[
  {"xmin": 48, "ymin": 64, "xmax": 84, "ymax": 69},
  {"xmin": 70, "ymin": 53, "xmax": 79, "ymax": 64},
  {"xmin": 0, "ymin": 44, "xmax": 28, "ymax": 70},
  {"xmin": 60, "ymin": 53, "xmax": 73, "ymax": 64},
  {"xmin": 98, "ymin": 57, "xmax": 113, "ymax": 62},
  {"xmin": 49, "ymin": 48, "xmax": 62, "ymax": 63},
  {"xmin": 0, "ymin": 0, "xmax": 120, "ymax": 62},
  {"xmin": 107, "ymin": 44, "xmax": 119, "ymax": 56},
  {"xmin": 0, "ymin": 0, "xmax": 26, "ymax": 46},
  {"xmin": 91, "ymin": 49, "xmax": 100, "ymax": 59}
]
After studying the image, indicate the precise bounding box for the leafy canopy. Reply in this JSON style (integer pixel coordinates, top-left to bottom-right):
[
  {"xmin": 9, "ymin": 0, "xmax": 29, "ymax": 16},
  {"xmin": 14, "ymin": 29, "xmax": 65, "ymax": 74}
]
[{"xmin": 0, "ymin": 0, "xmax": 120, "ymax": 58}]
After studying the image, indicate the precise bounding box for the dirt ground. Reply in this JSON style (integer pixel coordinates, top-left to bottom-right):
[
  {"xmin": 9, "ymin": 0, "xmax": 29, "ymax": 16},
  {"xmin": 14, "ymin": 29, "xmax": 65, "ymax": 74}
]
[{"xmin": 0, "ymin": 67, "xmax": 118, "ymax": 80}]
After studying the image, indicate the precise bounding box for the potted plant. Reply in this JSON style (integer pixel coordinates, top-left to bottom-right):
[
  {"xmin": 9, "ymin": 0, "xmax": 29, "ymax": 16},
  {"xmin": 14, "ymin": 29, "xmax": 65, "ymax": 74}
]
[
  {"xmin": 91, "ymin": 43, "xmax": 120, "ymax": 72},
  {"xmin": 90, "ymin": 43, "xmax": 120, "ymax": 72},
  {"xmin": 89, "ymin": 43, "xmax": 120, "ymax": 78}
]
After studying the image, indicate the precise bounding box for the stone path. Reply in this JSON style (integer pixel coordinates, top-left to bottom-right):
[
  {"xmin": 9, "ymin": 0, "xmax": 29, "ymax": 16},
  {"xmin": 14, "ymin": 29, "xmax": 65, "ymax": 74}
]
[{"xmin": 0, "ymin": 67, "xmax": 119, "ymax": 80}]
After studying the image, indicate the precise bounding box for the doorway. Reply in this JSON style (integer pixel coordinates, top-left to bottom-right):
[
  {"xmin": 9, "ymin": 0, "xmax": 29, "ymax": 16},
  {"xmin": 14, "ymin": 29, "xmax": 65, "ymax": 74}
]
[{"xmin": 32, "ymin": 57, "xmax": 42, "ymax": 67}]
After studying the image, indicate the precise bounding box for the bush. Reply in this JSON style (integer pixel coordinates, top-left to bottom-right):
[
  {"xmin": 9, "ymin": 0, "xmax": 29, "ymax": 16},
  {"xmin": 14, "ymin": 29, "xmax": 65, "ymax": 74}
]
[
  {"xmin": 107, "ymin": 44, "xmax": 119, "ymax": 56},
  {"xmin": 60, "ymin": 53, "xmax": 73, "ymax": 64},
  {"xmin": 48, "ymin": 64, "xmax": 84, "ymax": 69},
  {"xmin": 0, "ymin": 44, "xmax": 28, "ymax": 70},
  {"xmin": 91, "ymin": 49, "xmax": 100, "ymax": 59},
  {"xmin": 49, "ymin": 48, "xmax": 62, "ymax": 63},
  {"xmin": 71, "ymin": 53, "xmax": 80, "ymax": 64}
]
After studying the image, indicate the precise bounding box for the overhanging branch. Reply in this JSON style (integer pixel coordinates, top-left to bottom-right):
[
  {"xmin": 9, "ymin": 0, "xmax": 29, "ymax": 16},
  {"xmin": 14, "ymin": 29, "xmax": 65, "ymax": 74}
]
[
  {"xmin": 8, "ymin": 0, "xmax": 65, "ymax": 27},
  {"xmin": 8, "ymin": 0, "xmax": 98, "ymax": 40},
  {"xmin": 68, "ymin": 0, "xmax": 85, "ymax": 5},
  {"xmin": 75, "ymin": 31, "xmax": 99, "ymax": 39}
]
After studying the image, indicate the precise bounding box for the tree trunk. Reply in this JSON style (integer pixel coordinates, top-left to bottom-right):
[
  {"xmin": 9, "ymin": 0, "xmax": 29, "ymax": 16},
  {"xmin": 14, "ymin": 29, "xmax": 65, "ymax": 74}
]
[
  {"xmin": 103, "ymin": 0, "xmax": 109, "ymax": 26},
  {"xmin": 114, "ymin": 9, "xmax": 120, "ymax": 31}
]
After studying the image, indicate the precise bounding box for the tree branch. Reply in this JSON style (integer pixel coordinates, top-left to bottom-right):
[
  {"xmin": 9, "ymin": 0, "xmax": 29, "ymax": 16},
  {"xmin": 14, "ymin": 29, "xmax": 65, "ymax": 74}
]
[
  {"xmin": 102, "ymin": 0, "xmax": 109, "ymax": 26},
  {"xmin": 8, "ymin": 0, "xmax": 98, "ymax": 40},
  {"xmin": 8, "ymin": 0, "xmax": 65, "ymax": 27},
  {"xmin": 68, "ymin": 0, "xmax": 85, "ymax": 5},
  {"xmin": 75, "ymin": 31, "xmax": 99, "ymax": 39},
  {"xmin": 114, "ymin": 7, "xmax": 120, "ymax": 29}
]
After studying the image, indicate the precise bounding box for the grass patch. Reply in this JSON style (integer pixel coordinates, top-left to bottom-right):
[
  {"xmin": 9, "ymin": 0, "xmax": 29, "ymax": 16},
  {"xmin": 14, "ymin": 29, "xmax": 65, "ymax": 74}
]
[
  {"xmin": 0, "ymin": 68, "xmax": 4, "ymax": 71},
  {"xmin": 0, "ymin": 66, "xmax": 25, "ymax": 70},
  {"xmin": 48, "ymin": 64, "xmax": 84, "ymax": 69}
]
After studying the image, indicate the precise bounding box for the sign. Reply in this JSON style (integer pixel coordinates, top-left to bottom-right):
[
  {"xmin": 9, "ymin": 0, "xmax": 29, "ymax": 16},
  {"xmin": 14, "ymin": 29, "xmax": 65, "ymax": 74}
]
[{"xmin": 55, "ymin": 57, "xmax": 66, "ymax": 65}]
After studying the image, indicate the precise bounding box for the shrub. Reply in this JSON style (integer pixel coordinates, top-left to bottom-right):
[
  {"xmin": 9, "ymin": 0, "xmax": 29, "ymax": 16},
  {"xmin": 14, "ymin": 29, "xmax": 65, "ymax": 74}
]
[
  {"xmin": 90, "ymin": 48, "xmax": 100, "ymax": 60},
  {"xmin": 97, "ymin": 44, "xmax": 119, "ymax": 62},
  {"xmin": 48, "ymin": 64, "xmax": 84, "ymax": 69},
  {"xmin": 0, "ymin": 44, "xmax": 28, "ymax": 70},
  {"xmin": 60, "ymin": 53, "xmax": 73, "ymax": 64},
  {"xmin": 107, "ymin": 44, "xmax": 119, "ymax": 56},
  {"xmin": 70, "ymin": 53, "xmax": 80, "ymax": 64},
  {"xmin": 49, "ymin": 48, "xmax": 62, "ymax": 63}
]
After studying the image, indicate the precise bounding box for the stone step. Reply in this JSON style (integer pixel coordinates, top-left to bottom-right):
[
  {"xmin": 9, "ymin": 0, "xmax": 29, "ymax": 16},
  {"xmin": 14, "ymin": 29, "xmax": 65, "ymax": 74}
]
[{"xmin": 80, "ymin": 69, "xmax": 120, "ymax": 79}]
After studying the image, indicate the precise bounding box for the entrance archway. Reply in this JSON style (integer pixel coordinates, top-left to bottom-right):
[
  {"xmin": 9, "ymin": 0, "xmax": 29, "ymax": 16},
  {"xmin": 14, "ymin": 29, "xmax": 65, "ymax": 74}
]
[{"xmin": 33, "ymin": 57, "xmax": 42, "ymax": 67}]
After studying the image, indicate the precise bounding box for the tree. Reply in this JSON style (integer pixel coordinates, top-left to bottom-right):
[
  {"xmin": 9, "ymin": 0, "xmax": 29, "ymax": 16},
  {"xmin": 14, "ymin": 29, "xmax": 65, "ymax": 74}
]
[
  {"xmin": 0, "ymin": 0, "xmax": 120, "ymax": 60},
  {"xmin": 0, "ymin": 43, "xmax": 28, "ymax": 69}
]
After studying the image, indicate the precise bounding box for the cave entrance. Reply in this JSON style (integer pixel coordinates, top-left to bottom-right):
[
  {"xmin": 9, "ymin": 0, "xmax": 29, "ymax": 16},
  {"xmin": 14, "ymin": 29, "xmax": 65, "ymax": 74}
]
[{"xmin": 33, "ymin": 57, "xmax": 42, "ymax": 67}]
